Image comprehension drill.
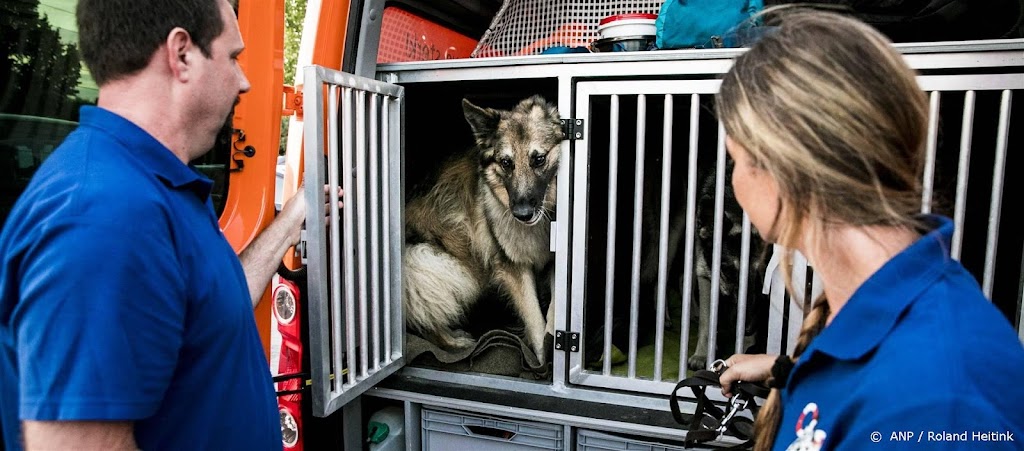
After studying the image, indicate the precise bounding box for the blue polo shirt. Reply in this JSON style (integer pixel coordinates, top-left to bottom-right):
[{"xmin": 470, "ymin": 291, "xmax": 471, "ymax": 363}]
[
  {"xmin": 774, "ymin": 216, "xmax": 1024, "ymax": 450},
  {"xmin": 0, "ymin": 106, "xmax": 281, "ymax": 450}
]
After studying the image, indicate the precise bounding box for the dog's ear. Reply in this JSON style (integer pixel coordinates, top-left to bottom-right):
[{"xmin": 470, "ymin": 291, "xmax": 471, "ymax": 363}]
[
  {"xmin": 462, "ymin": 98, "xmax": 500, "ymax": 145},
  {"xmin": 528, "ymin": 94, "xmax": 560, "ymax": 124}
]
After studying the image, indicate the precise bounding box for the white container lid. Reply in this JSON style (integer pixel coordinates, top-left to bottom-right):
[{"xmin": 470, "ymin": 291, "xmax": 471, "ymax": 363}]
[{"xmin": 597, "ymin": 13, "xmax": 658, "ymax": 39}]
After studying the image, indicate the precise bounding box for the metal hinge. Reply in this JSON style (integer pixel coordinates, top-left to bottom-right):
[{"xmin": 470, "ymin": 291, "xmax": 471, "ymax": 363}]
[
  {"xmin": 283, "ymin": 85, "xmax": 304, "ymax": 120},
  {"xmin": 561, "ymin": 118, "xmax": 584, "ymax": 140},
  {"xmin": 554, "ymin": 330, "xmax": 580, "ymax": 353}
]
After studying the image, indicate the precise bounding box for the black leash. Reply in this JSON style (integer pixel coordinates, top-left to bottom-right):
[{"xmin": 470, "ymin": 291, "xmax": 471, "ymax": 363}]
[{"xmin": 670, "ymin": 360, "xmax": 769, "ymax": 449}]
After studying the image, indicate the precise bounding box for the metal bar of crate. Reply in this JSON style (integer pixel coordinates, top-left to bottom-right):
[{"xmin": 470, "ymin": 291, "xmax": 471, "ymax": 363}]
[
  {"xmin": 356, "ymin": 90, "xmax": 369, "ymax": 378},
  {"xmin": 554, "ymin": 74, "xmax": 575, "ymax": 387},
  {"xmin": 328, "ymin": 85, "xmax": 345, "ymax": 392},
  {"xmin": 951, "ymin": 90, "xmax": 976, "ymax": 261},
  {"xmin": 627, "ymin": 94, "xmax": 647, "ymax": 379},
  {"xmin": 653, "ymin": 94, "xmax": 673, "ymax": 382},
  {"xmin": 382, "ymin": 96, "xmax": 393, "ymax": 362},
  {"xmin": 342, "ymin": 86, "xmax": 358, "ymax": 388},
  {"xmin": 678, "ymin": 94, "xmax": 701, "ymax": 377},
  {"xmin": 983, "ymin": 90, "xmax": 1012, "ymax": 299},
  {"xmin": 369, "ymin": 93, "xmax": 382, "ymax": 371},
  {"xmin": 735, "ymin": 214, "xmax": 753, "ymax": 356},
  {"xmin": 602, "ymin": 94, "xmax": 620, "ymax": 376},
  {"xmin": 706, "ymin": 123, "xmax": 727, "ymax": 364},
  {"xmin": 569, "ymin": 83, "xmax": 594, "ymax": 381},
  {"xmin": 386, "ymin": 92, "xmax": 405, "ymax": 365},
  {"xmin": 922, "ymin": 91, "xmax": 940, "ymax": 214}
]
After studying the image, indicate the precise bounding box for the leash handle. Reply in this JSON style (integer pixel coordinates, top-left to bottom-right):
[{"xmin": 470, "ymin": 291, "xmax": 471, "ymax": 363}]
[
  {"xmin": 671, "ymin": 370, "xmax": 727, "ymax": 447},
  {"xmin": 671, "ymin": 369, "xmax": 766, "ymax": 449}
]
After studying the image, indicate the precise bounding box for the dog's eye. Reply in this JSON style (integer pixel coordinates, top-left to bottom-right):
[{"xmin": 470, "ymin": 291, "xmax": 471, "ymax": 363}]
[
  {"xmin": 530, "ymin": 154, "xmax": 546, "ymax": 168},
  {"xmin": 499, "ymin": 157, "xmax": 513, "ymax": 170}
]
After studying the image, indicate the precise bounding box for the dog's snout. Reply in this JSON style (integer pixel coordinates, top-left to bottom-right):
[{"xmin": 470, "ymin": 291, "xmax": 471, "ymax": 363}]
[
  {"xmin": 511, "ymin": 203, "xmax": 535, "ymax": 221},
  {"xmin": 505, "ymin": 172, "xmax": 550, "ymax": 223},
  {"xmin": 510, "ymin": 192, "xmax": 540, "ymax": 221}
]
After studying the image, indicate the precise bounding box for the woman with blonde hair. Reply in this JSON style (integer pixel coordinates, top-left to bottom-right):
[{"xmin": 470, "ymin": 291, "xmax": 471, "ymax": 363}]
[{"xmin": 715, "ymin": 8, "xmax": 1024, "ymax": 451}]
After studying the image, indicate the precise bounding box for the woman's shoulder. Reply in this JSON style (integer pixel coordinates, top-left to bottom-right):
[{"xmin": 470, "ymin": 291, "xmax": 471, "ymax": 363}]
[
  {"xmin": 904, "ymin": 268, "xmax": 1018, "ymax": 348},
  {"xmin": 877, "ymin": 282, "xmax": 1024, "ymax": 392}
]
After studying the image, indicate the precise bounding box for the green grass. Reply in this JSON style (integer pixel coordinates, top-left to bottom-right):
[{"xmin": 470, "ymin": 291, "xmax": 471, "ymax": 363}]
[{"xmin": 586, "ymin": 288, "xmax": 705, "ymax": 381}]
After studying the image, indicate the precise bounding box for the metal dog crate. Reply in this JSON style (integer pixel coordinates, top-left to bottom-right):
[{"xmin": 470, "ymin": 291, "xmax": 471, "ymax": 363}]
[{"xmin": 302, "ymin": 40, "xmax": 1024, "ymax": 440}]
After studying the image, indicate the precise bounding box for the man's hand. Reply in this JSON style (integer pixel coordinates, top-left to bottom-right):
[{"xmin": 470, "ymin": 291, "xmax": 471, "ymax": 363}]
[
  {"xmin": 322, "ymin": 184, "xmax": 344, "ymax": 223},
  {"xmin": 274, "ymin": 184, "xmax": 344, "ymax": 247},
  {"xmin": 240, "ymin": 184, "xmax": 344, "ymax": 307}
]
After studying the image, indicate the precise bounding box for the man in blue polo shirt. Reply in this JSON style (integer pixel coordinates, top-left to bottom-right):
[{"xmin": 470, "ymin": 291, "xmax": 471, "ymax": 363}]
[{"xmin": 0, "ymin": 0, "xmax": 307, "ymax": 449}]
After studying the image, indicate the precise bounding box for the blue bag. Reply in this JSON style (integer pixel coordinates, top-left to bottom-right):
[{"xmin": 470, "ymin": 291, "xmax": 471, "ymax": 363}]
[{"xmin": 655, "ymin": 0, "xmax": 764, "ymax": 49}]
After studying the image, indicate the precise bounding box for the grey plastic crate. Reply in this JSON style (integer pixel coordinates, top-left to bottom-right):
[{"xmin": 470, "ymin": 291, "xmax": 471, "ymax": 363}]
[
  {"xmin": 577, "ymin": 429, "xmax": 721, "ymax": 451},
  {"xmin": 422, "ymin": 408, "xmax": 564, "ymax": 451}
]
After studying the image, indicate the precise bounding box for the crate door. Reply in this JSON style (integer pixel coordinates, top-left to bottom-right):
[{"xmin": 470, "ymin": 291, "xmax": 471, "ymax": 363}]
[
  {"xmin": 567, "ymin": 79, "xmax": 778, "ymax": 396},
  {"xmin": 567, "ymin": 70, "xmax": 1024, "ymax": 396},
  {"xmin": 303, "ymin": 66, "xmax": 405, "ymax": 417}
]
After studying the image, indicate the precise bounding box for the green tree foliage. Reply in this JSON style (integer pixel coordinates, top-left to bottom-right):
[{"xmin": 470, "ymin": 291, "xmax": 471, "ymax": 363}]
[
  {"xmin": 280, "ymin": 0, "xmax": 307, "ymax": 154},
  {"xmin": 1, "ymin": 0, "xmax": 84, "ymax": 121},
  {"xmin": 284, "ymin": 0, "xmax": 307, "ymax": 86}
]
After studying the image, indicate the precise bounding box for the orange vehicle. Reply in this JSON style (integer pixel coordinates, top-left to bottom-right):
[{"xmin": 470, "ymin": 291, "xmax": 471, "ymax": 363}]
[
  {"xmin": 4, "ymin": 1, "xmax": 1023, "ymax": 450},
  {"xmin": 259, "ymin": 1, "xmax": 1024, "ymax": 449}
]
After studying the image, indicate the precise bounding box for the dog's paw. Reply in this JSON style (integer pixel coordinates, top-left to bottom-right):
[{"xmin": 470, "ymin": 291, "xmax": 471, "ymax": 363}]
[
  {"xmin": 533, "ymin": 344, "xmax": 547, "ymax": 366},
  {"xmin": 450, "ymin": 335, "xmax": 477, "ymax": 350},
  {"xmin": 431, "ymin": 329, "xmax": 477, "ymax": 350},
  {"xmin": 687, "ymin": 354, "xmax": 708, "ymax": 371}
]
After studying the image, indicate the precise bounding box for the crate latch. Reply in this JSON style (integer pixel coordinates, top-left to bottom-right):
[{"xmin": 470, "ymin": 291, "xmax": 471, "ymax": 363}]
[
  {"xmin": 296, "ymin": 229, "xmax": 308, "ymax": 264},
  {"xmin": 561, "ymin": 118, "xmax": 584, "ymax": 141},
  {"xmin": 554, "ymin": 330, "xmax": 580, "ymax": 353}
]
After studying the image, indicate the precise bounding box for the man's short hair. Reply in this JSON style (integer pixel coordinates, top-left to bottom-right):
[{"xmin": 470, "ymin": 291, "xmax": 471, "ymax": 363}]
[{"xmin": 76, "ymin": 0, "xmax": 226, "ymax": 86}]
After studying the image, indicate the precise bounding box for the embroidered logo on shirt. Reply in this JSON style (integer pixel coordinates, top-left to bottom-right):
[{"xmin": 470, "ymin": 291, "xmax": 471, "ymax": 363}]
[{"xmin": 786, "ymin": 402, "xmax": 828, "ymax": 451}]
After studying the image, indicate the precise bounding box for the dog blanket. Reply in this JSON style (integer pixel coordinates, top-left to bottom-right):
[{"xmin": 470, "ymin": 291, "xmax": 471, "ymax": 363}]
[{"xmin": 405, "ymin": 331, "xmax": 551, "ymax": 380}]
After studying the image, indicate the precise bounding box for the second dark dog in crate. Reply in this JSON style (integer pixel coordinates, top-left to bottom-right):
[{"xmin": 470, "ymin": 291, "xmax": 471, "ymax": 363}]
[
  {"xmin": 587, "ymin": 160, "xmax": 768, "ymax": 371},
  {"xmin": 647, "ymin": 165, "xmax": 768, "ymax": 370},
  {"xmin": 687, "ymin": 164, "xmax": 768, "ymax": 370},
  {"xmin": 403, "ymin": 95, "xmax": 562, "ymax": 364}
]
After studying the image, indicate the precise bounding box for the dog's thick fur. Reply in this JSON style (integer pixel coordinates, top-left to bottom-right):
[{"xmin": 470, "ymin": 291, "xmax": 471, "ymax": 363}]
[
  {"xmin": 403, "ymin": 95, "xmax": 562, "ymax": 364},
  {"xmin": 583, "ymin": 156, "xmax": 767, "ymax": 371},
  {"xmin": 687, "ymin": 162, "xmax": 768, "ymax": 370}
]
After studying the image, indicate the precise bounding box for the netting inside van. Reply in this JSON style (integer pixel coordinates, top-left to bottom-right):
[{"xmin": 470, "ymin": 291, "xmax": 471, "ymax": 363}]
[{"xmin": 471, "ymin": 0, "xmax": 664, "ymax": 58}]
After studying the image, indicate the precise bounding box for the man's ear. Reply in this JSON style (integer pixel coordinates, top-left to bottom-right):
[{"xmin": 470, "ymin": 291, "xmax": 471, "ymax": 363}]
[{"xmin": 165, "ymin": 27, "xmax": 193, "ymax": 81}]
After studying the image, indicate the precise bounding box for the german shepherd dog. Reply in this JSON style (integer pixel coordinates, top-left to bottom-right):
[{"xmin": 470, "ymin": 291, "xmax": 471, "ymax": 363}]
[
  {"xmin": 633, "ymin": 163, "xmax": 768, "ymax": 370},
  {"xmin": 688, "ymin": 161, "xmax": 768, "ymax": 370},
  {"xmin": 403, "ymin": 95, "xmax": 562, "ymax": 364},
  {"xmin": 583, "ymin": 151, "xmax": 768, "ymax": 371}
]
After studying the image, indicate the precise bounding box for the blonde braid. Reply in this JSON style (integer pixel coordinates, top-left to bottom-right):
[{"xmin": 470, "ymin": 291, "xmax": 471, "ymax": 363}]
[{"xmin": 754, "ymin": 296, "xmax": 830, "ymax": 451}]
